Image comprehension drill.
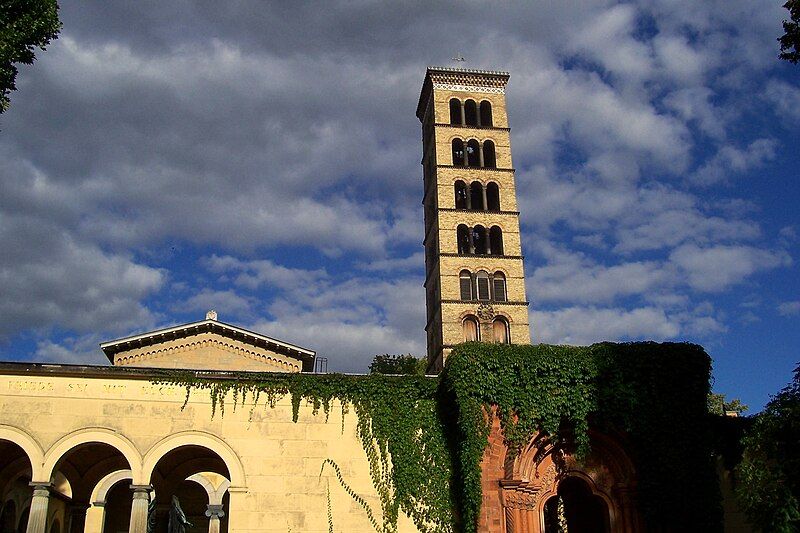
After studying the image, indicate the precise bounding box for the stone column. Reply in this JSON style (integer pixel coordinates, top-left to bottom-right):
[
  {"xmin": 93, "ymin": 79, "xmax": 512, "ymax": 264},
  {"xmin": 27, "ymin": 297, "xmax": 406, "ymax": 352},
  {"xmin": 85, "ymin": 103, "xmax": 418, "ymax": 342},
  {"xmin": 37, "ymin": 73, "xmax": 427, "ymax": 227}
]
[
  {"xmin": 460, "ymin": 101, "xmax": 466, "ymax": 126},
  {"xmin": 128, "ymin": 485, "xmax": 151, "ymax": 533},
  {"xmin": 26, "ymin": 483, "xmax": 51, "ymax": 533},
  {"xmin": 479, "ymin": 141, "xmax": 485, "ymax": 168},
  {"xmin": 481, "ymin": 184, "xmax": 488, "ymax": 211},
  {"xmin": 205, "ymin": 505, "xmax": 225, "ymax": 533}
]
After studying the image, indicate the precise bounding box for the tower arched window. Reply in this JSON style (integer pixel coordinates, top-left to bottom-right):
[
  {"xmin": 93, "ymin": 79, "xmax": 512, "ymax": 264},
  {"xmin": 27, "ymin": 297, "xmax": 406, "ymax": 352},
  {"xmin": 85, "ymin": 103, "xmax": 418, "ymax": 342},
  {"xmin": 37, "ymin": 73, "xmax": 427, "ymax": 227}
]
[
  {"xmin": 463, "ymin": 316, "xmax": 480, "ymax": 342},
  {"xmin": 459, "ymin": 270, "xmax": 474, "ymax": 300},
  {"xmin": 486, "ymin": 182, "xmax": 500, "ymax": 211},
  {"xmin": 466, "ymin": 139, "xmax": 481, "ymax": 167},
  {"xmin": 454, "ymin": 180, "xmax": 468, "ymax": 209},
  {"xmin": 480, "ymin": 100, "xmax": 493, "ymax": 127},
  {"xmin": 489, "ymin": 226, "xmax": 503, "ymax": 256},
  {"xmin": 457, "ymin": 224, "xmax": 471, "ymax": 255},
  {"xmin": 464, "ymin": 99, "xmax": 478, "ymax": 126},
  {"xmin": 493, "ymin": 271, "xmax": 507, "ymax": 302},
  {"xmin": 473, "ymin": 225, "xmax": 487, "ymax": 254},
  {"xmin": 470, "ymin": 181, "xmax": 484, "ymax": 211},
  {"xmin": 452, "ymin": 139, "xmax": 465, "ymax": 166},
  {"xmin": 476, "ymin": 271, "xmax": 491, "ymax": 301},
  {"xmin": 449, "ymin": 98, "xmax": 462, "ymax": 125},
  {"xmin": 492, "ymin": 317, "xmax": 510, "ymax": 344},
  {"xmin": 483, "ymin": 140, "xmax": 497, "ymax": 168}
]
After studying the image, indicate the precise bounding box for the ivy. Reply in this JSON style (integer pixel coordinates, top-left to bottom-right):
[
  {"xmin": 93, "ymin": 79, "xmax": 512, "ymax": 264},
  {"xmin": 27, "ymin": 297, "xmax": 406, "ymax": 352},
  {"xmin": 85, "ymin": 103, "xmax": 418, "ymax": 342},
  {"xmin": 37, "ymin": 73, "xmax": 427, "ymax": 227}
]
[{"xmin": 156, "ymin": 341, "xmax": 721, "ymax": 533}]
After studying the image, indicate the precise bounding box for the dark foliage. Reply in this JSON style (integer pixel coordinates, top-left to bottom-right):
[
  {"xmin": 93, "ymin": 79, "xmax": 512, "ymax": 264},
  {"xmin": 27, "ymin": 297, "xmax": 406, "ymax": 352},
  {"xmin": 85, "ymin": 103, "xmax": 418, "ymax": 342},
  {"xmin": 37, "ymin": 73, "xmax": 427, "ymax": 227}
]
[
  {"xmin": 780, "ymin": 0, "xmax": 800, "ymax": 63},
  {"xmin": 369, "ymin": 354, "xmax": 426, "ymax": 376}
]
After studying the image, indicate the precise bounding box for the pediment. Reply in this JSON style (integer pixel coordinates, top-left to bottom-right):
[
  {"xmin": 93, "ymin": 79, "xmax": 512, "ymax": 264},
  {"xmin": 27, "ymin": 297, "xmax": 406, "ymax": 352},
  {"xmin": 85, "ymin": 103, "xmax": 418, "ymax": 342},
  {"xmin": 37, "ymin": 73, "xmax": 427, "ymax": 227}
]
[{"xmin": 101, "ymin": 319, "xmax": 315, "ymax": 373}]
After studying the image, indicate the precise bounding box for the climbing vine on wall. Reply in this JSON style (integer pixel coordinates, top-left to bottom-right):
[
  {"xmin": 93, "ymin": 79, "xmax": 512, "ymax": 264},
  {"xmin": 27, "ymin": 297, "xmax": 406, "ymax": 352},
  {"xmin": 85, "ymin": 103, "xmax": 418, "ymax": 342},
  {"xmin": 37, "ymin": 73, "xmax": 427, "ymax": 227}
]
[{"xmin": 155, "ymin": 341, "xmax": 721, "ymax": 533}]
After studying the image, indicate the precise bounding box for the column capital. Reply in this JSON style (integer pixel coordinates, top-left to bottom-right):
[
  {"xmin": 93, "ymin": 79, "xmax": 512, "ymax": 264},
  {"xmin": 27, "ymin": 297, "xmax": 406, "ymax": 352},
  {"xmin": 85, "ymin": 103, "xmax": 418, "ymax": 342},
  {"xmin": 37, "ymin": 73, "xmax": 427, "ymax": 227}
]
[
  {"xmin": 28, "ymin": 482, "xmax": 52, "ymax": 497},
  {"xmin": 129, "ymin": 484, "xmax": 152, "ymax": 499},
  {"xmin": 205, "ymin": 504, "xmax": 225, "ymax": 518}
]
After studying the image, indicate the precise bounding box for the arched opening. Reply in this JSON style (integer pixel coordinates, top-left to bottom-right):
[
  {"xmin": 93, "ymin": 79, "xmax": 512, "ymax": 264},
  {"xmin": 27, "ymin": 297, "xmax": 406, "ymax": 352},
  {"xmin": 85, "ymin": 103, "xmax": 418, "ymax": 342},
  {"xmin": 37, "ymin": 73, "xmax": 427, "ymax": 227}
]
[
  {"xmin": 480, "ymin": 100, "xmax": 493, "ymax": 127},
  {"xmin": 543, "ymin": 477, "xmax": 610, "ymax": 533},
  {"xmin": 492, "ymin": 317, "xmax": 510, "ymax": 344},
  {"xmin": 472, "ymin": 225, "xmax": 487, "ymax": 255},
  {"xmin": 464, "ymin": 99, "xmax": 478, "ymax": 126},
  {"xmin": 483, "ymin": 140, "xmax": 497, "ymax": 168},
  {"xmin": 457, "ymin": 224, "xmax": 471, "ymax": 255},
  {"xmin": 449, "ymin": 98, "xmax": 462, "ymax": 125},
  {"xmin": 469, "ymin": 181, "xmax": 484, "ymax": 211},
  {"xmin": 492, "ymin": 272, "xmax": 507, "ymax": 302},
  {"xmin": 454, "ymin": 180, "xmax": 468, "ymax": 209},
  {"xmin": 486, "ymin": 182, "xmax": 500, "ymax": 211},
  {"xmin": 459, "ymin": 270, "xmax": 474, "ymax": 301},
  {"xmin": 466, "ymin": 139, "xmax": 481, "ymax": 167},
  {"xmin": 101, "ymin": 479, "xmax": 132, "ymax": 533},
  {"xmin": 50, "ymin": 442, "xmax": 132, "ymax": 533},
  {"xmin": 149, "ymin": 446, "xmax": 231, "ymax": 533},
  {"xmin": 0, "ymin": 439, "xmax": 33, "ymax": 533},
  {"xmin": 476, "ymin": 271, "xmax": 491, "ymax": 301},
  {"xmin": 451, "ymin": 138, "xmax": 465, "ymax": 166},
  {"xmin": 462, "ymin": 316, "xmax": 480, "ymax": 342},
  {"xmin": 489, "ymin": 226, "xmax": 503, "ymax": 256}
]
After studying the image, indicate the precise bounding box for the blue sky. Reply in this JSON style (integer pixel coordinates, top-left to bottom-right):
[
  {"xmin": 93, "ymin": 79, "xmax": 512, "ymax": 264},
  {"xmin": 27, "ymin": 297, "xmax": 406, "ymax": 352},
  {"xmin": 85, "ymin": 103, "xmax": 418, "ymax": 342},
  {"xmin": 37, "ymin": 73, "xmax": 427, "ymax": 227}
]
[{"xmin": 0, "ymin": 1, "xmax": 798, "ymax": 411}]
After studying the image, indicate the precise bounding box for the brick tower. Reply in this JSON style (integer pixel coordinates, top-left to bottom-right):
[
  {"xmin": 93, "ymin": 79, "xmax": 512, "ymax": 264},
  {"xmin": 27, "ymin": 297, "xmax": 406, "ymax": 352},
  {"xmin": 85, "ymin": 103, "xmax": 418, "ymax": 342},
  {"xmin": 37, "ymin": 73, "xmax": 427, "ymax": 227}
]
[{"xmin": 417, "ymin": 66, "xmax": 531, "ymax": 372}]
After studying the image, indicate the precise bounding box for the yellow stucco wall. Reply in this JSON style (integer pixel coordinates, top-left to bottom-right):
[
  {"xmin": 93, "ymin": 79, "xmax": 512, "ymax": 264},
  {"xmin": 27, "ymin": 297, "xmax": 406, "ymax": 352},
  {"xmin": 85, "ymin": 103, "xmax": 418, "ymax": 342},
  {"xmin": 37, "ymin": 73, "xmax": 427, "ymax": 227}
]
[{"xmin": 0, "ymin": 371, "xmax": 420, "ymax": 533}]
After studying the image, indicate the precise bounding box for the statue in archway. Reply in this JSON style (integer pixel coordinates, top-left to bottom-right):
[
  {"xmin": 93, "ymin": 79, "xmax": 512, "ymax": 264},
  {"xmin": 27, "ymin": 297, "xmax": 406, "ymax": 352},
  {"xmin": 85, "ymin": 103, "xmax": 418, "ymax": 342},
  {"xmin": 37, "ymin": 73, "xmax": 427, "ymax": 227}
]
[{"xmin": 168, "ymin": 495, "xmax": 193, "ymax": 533}]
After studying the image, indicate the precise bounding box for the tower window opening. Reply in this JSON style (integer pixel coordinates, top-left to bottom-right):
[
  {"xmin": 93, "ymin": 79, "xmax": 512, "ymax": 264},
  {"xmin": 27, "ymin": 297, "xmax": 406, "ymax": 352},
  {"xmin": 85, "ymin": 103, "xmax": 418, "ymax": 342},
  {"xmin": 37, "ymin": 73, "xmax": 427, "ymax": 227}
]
[
  {"xmin": 492, "ymin": 317, "xmax": 510, "ymax": 344},
  {"xmin": 452, "ymin": 139, "xmax": 465, "ymax": 166},
  {"xmin": 464, "ymin": 99, "xmax": 478, "ymax": 126},
  {"xmin": 466, "ymin": 139, "xmax": 481, "ymax": 167},
  {"xmin": 486, "ymin": 182, "xmax": 500, "ymax": 211},
  {"xmin": 480, "ymin": 100, "xmax": 493, "ymax": 127},
  {"xmin": 470, "ymin": 181, "xmax": 484, "ymax": 210},
  {"xmin": 457, "ymin": 224, "xmax": 471, "ymax": 255},
  {"xmin": 463, "ymin": 315, "xmax": 480, "ymax": 342},
  {"xmin": 472, "ymin": 225, "xmax": 487, "ymax": 254},
  {"xmin": 493, "ymin": 271, "xmax": 507, "ymax": 302},
  {"xmin": 459, "ymin": 270, "xmax": 474, "ymax": 300},
  {"xmin": 454, "ymin": 180, "xmax": 468, "ymax": 209},
  {"xmin": 449, "ymin": 98, "xmax": 462, "ymax": 125},
  {"xmin": 477, "ymin": 271, "xmax": 491, "ymax": 300},
  {"xmin": 489, "ymin": 226, "xmax": 503, "ymax": 255},
  {"xmin": 483, "ymin": 140, "xmax": 497, "ymax": 168}
]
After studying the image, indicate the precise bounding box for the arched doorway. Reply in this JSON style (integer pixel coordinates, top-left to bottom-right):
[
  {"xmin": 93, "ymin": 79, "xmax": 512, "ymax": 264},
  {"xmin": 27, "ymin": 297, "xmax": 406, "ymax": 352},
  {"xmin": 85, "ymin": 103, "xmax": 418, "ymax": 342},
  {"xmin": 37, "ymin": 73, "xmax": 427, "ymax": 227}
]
[
  {"xmin": 543, "ymin": 477, "xmax": 610, "ymax": 533},
  {"xmin": 149, "ymin": 446, "xmax": 231, "ymax": 533}
]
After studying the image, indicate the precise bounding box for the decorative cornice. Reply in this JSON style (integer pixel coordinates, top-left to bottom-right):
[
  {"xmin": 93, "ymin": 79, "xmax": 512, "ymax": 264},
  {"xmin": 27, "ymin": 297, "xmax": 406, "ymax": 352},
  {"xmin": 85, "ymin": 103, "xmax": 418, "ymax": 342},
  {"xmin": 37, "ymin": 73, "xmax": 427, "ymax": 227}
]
[
  {"xmin": 441, "ymin": 300, "xmax": 530, "ymax": 307},
  {"xmin": 437, "ymin": 165, "xmax": 515, "ymax": 173},
  {"xmin": 439, "ymin": 208, "xmax": 521, "ymax": 216},
  {"xmin": 440, "ymin": 253, "xmax": 525, "ymax": 260},
  {"xmin": 435, "ymin": 123, "xmax": 510, "ymax": 132},
  {"xmin": 418, "ymin": 66, "xmax": 510, "ymax": 121}
]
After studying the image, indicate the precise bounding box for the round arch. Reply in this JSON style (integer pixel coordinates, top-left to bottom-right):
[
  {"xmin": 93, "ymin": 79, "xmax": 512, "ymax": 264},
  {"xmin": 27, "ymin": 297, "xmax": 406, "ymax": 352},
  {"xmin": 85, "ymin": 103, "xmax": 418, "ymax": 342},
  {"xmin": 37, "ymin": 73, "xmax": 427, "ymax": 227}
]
[
  {"xmin": 42, "ymin": 428, "xmax": 142, "ymax": 485},
  {"xmin": 0, "ymin": 425, "xmax": 45, "ymax": 482},
  {"xmin": 89, "ymin": 469, "xmax": 132, "ymax": 504},
  {"xmin": 142, "ymin": 431, "xmax": 246, "ymax": 489}
]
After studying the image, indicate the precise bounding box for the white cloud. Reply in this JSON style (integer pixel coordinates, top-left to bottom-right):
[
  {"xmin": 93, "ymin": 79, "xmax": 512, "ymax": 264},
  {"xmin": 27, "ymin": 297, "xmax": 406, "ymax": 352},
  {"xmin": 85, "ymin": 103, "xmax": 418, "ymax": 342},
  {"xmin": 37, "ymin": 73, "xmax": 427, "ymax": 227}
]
[
  {"xmin": 669, "ymin": 244, "xmax": 790, "ymax": 292},
  {"xmin": 777, "ymin": 301, "xmax": 800, "ymax": 316},
  {"xmin": 532, "ymin": 306, "xmax": 680, "ymax": 345},
  {"xmin": 691, "ymin": 138, "xmax": 778, "ymax": 186}
]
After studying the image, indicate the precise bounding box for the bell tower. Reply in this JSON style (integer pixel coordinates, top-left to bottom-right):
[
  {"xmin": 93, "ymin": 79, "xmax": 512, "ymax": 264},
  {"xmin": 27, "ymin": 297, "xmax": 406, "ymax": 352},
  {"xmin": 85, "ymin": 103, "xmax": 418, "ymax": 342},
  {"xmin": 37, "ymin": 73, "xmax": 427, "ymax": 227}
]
[{"xmin": 417, "ymin": 66, "xmax": 531, "ymax": 372}]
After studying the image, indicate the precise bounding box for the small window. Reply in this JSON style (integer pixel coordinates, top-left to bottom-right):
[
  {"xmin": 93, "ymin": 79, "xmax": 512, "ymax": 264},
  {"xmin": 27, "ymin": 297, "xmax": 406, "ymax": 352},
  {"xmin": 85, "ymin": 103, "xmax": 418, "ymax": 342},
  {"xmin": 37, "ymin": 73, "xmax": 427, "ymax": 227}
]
[
  {"xmin": 463, "ymin": 316, "xmax": 480, "ymax": 342},
  {"xmin": 483, "ymin": 140, "xmax": 496, "ymax": 168},
  {"xmin": 455, "ymin": 180, "xmax": 468, "ymax": 209},
  {"xmin": 473, "ymin": 225, "xmax": 487, "ymax": 254},
  {"xmin": 486, "ymin": 182, "xmax": 500, "ymax": 211},
  {"xmin": 470, "ymin": 181, "xmax": 484, "ymax": 211},
  {"xmin": 480, "ymin": 100, "xmax": 493, "ymax": 127},
  {"xmin": 477, "ymin": 271, "xmax": 490, "ymax": 300},
  {"xmin": 492, "ymin": 317, "xmax": 510, "ymax": 344},
  {"xmin": 489, "ymin": 226, "xmax": 503, "ymax": 256},
  {"xmin": 459, "ymin": 270, "xmax": 473, "ymax": 300},
  {"xmin": 452, "ymin": 138, "xmax": 465, "ymax": 166},
  {"xmin": 457, "ymin": 224, "xmax": 471, "ymax": 255},
  {"xmin": 449, "ymin": 98, "xmax": 462, "ymax": 125},
  {"xmin": 464, "ymin": 100, "xmax": 478, "ymax": 126},
  {"xmin": 493, "ymin": 272, "xmax": 507, "ymax": 302},
  {"xmin": 466, "ymin": 139, "xmax": 481, "ymax": 167}
]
